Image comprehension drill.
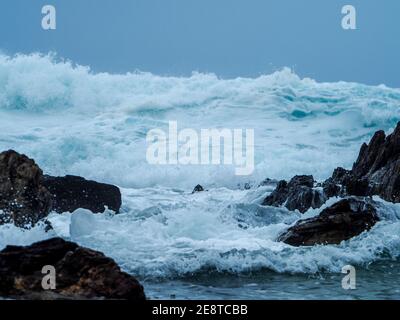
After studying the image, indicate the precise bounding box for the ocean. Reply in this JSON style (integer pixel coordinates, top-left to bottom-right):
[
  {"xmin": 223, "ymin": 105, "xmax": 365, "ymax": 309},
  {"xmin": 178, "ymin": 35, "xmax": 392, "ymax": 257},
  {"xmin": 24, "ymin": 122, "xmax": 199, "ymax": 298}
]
[{"xmin": 1, "ymin": 53, "xmax": 400, "ymax": 299}]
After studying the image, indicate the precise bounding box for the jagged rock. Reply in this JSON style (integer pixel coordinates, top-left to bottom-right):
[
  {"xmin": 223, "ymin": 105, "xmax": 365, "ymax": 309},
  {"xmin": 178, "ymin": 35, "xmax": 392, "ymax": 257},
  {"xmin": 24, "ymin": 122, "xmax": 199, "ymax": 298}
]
[
  {"xmin": 262, "ymin": 180, "xmax": 288, "ymax": 205},
  {"xmin": 192, "ymin": 184, "xmax": 205, "ymax": 194},
  {"xmin": 0, "ymin": 238, "xmax": 146, "ymax": 300},
  {"xmin": 285, "ymin": 187, "xmax": 325, "ymax": 213},
  {"xmin": 355, "ymin": 125, "xmax": 400, "ymax": 202},
  {"xmin": 262, "ymin": 175, "xmax": 326, "ymax": 213},
  {"xmin": 325, "ymin": 167, "xmax": 370, "ymax": 197},
  {"xmin": 329, "ymin": 167, "xmax": 353, "ymax": 186},
  {"xmin": 326, "ymin": 122, "xmax": 400, "ymax": 202},
  {"xmin": 352, "ymin": 130, "xmax": 388, "ymax": 178},
  {"xmin": 0, "ymin": 150, "xmax": 52, "ymax": 227},
  {"xmin": 277, "ymin": 198, "xmax": 379, "ymax": 246},
  {"xmin": 321, "ymin": 180, "xmax": 341, "ymax": 198},
  {"xmin": 42, "ymin": 175, "xmax": 121, "ymax": 214}
]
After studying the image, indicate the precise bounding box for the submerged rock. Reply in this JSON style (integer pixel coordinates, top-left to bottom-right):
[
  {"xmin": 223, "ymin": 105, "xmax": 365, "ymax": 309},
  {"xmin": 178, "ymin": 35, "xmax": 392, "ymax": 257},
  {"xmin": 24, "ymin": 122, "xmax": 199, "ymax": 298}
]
[
  {"xmin": 0, "ymin": 238, "xmax": 146, "ymax": 300},
  {"xmin": 262, "ymin": 175, "xmax": 326, "ymax": 213},
  {"xmin": 259, "ymin": 178, "xmax": 279, "ymax": 187},
  {"xmin": 42, "ymin": 175, "xmax": 122, "ymax": 214},
  {"xmin": 192, "ymin": 184, "xmax": 205, "ymax": 193},
  {"xmin": 0, "ymin": 150, "xmax": 52, "ymax": 227},
  {"xmin": 277, "ymin": 198, "xmax": 379, "ymax": 246}
]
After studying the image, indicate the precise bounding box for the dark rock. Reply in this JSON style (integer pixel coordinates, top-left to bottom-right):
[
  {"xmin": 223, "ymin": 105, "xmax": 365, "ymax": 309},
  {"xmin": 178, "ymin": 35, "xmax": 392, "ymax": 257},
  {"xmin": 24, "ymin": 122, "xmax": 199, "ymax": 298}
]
[
  {"xmin": 290, "ymin": 175, "xmax": 314, "ymax": 188},
  {"xmin": 262, "ymin": 175, "xmax": 326, "ymax": 213},
  {"xmin": 0, "ymin": 150, "xmax": 122, "ymax": 228},
  {"xmin": 354, "ymin": 124, "xmax": 400, "ymax": 202},
  {"xmin": 352, "ymin": 130, "xmax": 387, "ymax": 178},
  {"xmin": 0, "ymin": 150, "xmax": 52, "ymax": 227},
  {"xmin": 322, "ymin": 180, "xmax": 341, "ymax": 198},
  {"xmin": 345, "ymin": 177, "xmax": 370, "ymax": 197},
  {"xmin": 192, "ymin": 184, "xmax": 205, "ymax": 194},
  {"xmin": 258, "ymin": 178, "xmax": 279, "ymax": 187},
  {"xmin": 244, "ymin": 183, "xmax": 252, "ymax": 190},
  {"xmin": 0, "ymin": 238, "xmax": 146, "ymax": 300},
  {"xmin": 277, "ymin": 198, "xmax": 379, "ymax": 246},
  {"xmin": 286, "ymin": 187, "xmax": 325, "ymax": 213},
  {"xmin": 262, "ymin": 180, "xmax": 288, "ymax": 206},
  {"xmin": 325, "ymin": 122, "xmax": 400, "ymax": 202},
  {"xmin": 42, "ymin": 175, "xmax": 122, "ymax": 214},
  {"xmin": 323, "ymin": 167, "xmax": 370, "ymax": 198},
  {"xmin": 330, "ymin": 167, "xmax": 353, "ymax": 186}
]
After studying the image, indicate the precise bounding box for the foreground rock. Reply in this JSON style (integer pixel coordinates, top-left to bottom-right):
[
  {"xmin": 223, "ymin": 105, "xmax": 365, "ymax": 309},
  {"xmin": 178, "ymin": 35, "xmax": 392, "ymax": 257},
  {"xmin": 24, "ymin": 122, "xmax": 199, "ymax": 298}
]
[
  {"xmin": 0, "ymin": 150, "xmax": 52, "ymax": 227},
  {"xmin": 42, "ymin": 175, "xmax": 121, "ymax": 214},
  {"xmin": 0, "ymin": 150, "xmax": 122, "ymax": 228},
  {"xmin": 0, "ymin": 238, "xmax": 145, "ymax": 300},
  {"xmin": 277, "ymin": 198, "xmax": 379, "ymax": 246},
  {"xmin": 262, "ymin": 175, "xmax": 326, "ymax": 213}
]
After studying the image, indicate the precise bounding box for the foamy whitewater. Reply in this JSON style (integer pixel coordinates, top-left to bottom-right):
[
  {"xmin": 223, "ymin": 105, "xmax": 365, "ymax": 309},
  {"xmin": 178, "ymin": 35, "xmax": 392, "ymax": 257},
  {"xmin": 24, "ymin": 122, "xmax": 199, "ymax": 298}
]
[{"xmin": 1, "ymin": 53, "xmax": 400, "ymax": 299}]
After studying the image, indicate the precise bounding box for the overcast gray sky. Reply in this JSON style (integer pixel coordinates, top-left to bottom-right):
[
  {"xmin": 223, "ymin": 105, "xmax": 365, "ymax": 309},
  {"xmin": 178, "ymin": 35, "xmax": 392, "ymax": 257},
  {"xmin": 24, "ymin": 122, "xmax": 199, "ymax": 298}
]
[{"xmin": 0, "ymin": 0, "xmax": 399, "ymax": 86}]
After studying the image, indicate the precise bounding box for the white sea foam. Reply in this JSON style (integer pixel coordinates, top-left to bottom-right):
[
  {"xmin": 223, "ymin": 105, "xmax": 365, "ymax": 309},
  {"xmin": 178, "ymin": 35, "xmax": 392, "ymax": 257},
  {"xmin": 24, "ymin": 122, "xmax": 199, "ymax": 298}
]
[
  {"xmin": 1, "ymin": 188, "xmax": 400, "ymax": 278},
  {"xmin": 1, "ymin": 53, "xmax": 400, "ymax": 277}
]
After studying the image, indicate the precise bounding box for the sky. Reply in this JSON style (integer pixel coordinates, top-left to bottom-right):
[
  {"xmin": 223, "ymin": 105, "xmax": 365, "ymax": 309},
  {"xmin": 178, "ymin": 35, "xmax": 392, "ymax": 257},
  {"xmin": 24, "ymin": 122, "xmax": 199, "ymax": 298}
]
[{"xmin": 0, "ymin": 0, "xmax": 399, "ymax": 87}]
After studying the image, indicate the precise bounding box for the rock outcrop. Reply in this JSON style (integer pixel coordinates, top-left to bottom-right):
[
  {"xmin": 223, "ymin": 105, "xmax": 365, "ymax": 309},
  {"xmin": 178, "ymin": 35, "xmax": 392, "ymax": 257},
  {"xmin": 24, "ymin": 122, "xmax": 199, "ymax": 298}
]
[
  {"xmin": 0, "ymin": 238, "xmax": 146, "ymax": 300},
  {"xmin": 264, "ymin": 123, "xmax": 400, "ymax": 216},
  {"xmin": 265, "ymin": 124, "xmax": 400, "ymax": 246},
  {"xmin": 42, "ymin": 175, "xmax": 122, "ymax": 214},
  {"xmin": 0, "ymin": 150, "xmax": 52, "ymax": 227},
  {"xmin": 262, "ymin": 175, "xmax": 326, "ymax": 213},
  {"xmin": 323, "ymin": 123, "xmax": 400, "ymax": 202},
  {"xmin": 277, "ymin": 198, "xmax": 379, "ymax": 246},
  {"xmin": 0, "ymin": 150, "xmax": 122, "ymax": 228}
]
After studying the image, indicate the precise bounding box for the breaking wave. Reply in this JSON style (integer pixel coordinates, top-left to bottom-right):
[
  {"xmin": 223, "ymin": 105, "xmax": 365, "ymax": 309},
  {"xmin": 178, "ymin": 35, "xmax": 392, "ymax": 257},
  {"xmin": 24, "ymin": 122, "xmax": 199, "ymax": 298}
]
[{"xmin": 1, "ymin": 53, "xmax": 400, "ymax": 278}]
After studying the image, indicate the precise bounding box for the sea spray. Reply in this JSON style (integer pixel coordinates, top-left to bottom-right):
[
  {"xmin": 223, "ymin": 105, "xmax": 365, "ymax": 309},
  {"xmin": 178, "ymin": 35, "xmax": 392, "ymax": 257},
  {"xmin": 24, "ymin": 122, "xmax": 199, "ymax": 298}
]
[{"xmin": 1, "ymin": 53, "xmax": 400, "ymax": 292}]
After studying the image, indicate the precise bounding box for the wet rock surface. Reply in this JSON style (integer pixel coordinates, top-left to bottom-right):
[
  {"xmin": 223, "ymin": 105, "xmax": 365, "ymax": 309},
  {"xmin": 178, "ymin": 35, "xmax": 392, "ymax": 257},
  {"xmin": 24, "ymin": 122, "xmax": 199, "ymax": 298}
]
[
  {"xmin": 327, "ymin": 123, "xmax": 400, "ymax": 202},
  {"xmin": 261, "ymin": 123, "xmax": 400, "ymax": 247},
  {"xmin": 277, "ymin": 198, "xmax": 379, "ymax": 246},
  {"xmin": 262, "ymin": 175, "xmax": 326, "ymax": 213},
  {"xmin": 0, "ymin": 150, "xmax": 122, "ymax": 228},
  {"xmin": 42, "ymin": 175, "xmax": 122, "ymax": 214},
  {"xmin": 0, "ymin": 238, "xmax": 146, "ymax": 300},
  {"xmin": 0, "ymin": 150, "xmax": 52, "ymax": 227}
]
